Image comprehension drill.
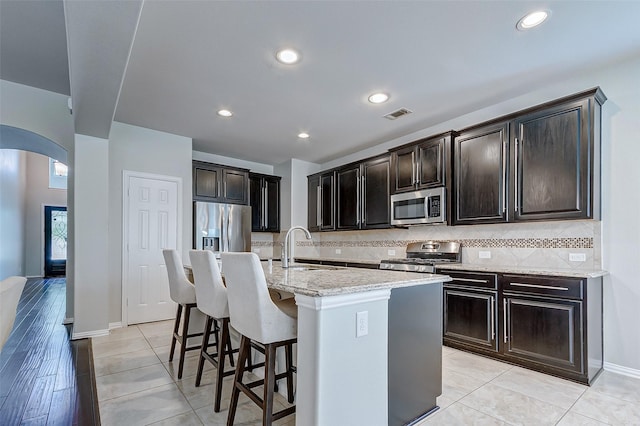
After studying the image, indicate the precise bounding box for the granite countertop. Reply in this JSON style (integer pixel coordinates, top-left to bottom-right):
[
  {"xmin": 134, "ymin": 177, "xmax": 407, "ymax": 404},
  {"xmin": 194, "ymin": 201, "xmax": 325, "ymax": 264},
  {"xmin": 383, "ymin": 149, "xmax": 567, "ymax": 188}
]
[
  {"xmin": 291, "ymin": 257, "xmax": 608, "ymax": 279},
  {"xmin": 262, "ymin": 262, "xmax": 451, "ymax": 297},
  {"xmin": 433, "ymin": 263, "xmax": 608, "ymax": 278}
]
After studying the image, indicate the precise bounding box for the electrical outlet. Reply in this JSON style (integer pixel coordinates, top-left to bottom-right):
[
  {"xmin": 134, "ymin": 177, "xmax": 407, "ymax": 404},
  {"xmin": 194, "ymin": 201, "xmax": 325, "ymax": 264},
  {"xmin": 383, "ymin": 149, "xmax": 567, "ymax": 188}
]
[
  {"xmin": 569, "ymin": 253, "xmax": 587, "ymax": 262},
  {"xmin": 335, "ymin": 248, "xmax": 342, "ymax": 254},
  {"xmin": 387, "ymin": 249, "xmax": 396, "ymax": 256},
  {"xmin": 356, "ymin": 311, "xmax": 368, "ymax": 337},
  {"xmin": 252, "ymin": 248, "xmax": 261, "ymax": 253},
  {"xmin": 479, "ymin": 251, "xmax": 491, "ymax": 259}
]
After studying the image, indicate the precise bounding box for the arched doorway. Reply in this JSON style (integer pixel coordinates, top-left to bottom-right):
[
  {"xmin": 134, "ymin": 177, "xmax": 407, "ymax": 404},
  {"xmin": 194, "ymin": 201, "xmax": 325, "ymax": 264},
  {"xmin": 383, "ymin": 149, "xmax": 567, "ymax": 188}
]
[{"xmin": 0, "ymin": 124, "xmax": 71, "ymax": 321}]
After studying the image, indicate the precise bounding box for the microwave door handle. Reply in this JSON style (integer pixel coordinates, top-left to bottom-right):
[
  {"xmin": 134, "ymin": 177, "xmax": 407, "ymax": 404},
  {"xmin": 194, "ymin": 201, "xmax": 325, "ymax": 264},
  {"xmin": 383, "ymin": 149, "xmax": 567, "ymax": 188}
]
[{"xmin": 425, "ymin": 195, "xmax": 430, "ymax": 221}]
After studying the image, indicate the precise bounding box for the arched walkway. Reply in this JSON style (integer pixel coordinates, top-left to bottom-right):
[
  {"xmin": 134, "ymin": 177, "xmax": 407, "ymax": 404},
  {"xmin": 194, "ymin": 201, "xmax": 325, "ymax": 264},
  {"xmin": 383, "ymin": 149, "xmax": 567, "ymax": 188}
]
[{"xmin": 0, "ymin": 125, "xmax": 67, "ymax": 164}]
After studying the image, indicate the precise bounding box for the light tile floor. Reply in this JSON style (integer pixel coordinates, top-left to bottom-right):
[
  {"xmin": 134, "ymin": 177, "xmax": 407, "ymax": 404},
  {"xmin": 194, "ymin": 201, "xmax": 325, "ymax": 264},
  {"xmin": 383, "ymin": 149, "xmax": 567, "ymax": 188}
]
[{"xmin": 92, "ymin": 320, "xmax": 640, "ymax": 425}]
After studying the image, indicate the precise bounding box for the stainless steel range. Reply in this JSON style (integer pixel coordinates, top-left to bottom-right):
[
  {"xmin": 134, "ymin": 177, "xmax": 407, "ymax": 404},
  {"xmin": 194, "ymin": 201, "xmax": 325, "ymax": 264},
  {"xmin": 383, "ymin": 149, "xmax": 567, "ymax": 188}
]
[{"xmin": 380, "ymin": 241, "xmax": 461, "ymax": 273}]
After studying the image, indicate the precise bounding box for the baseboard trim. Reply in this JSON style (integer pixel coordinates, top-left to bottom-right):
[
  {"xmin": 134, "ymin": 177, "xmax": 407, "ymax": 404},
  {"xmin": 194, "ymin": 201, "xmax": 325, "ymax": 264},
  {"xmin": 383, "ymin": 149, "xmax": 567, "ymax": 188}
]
[
  {"xmin": 63, "ymin": 317, "xmax": 74, "ymax": 325},
  {"xmin": 109, "ymin": 322, "xmax": 123, "ymax": 330},
  {"xmin": 72, "ymin": 328, "xmax": 109, "ymax": 340},
  {"xmin": 604, "ymin": 362, "xmax": 640, "ymax": 379}
]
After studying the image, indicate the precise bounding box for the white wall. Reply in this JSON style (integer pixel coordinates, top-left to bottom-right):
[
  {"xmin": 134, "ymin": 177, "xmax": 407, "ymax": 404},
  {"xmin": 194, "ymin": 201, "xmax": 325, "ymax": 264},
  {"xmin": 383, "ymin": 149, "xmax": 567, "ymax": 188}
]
[
  {"xmin": 24, "ymin": 152, "xmax": 67, "ymax": 277},
  {"xmin": 73, "ymin": 134, "xmax": 109, "ymax": 337},
  {"xmin": 193, "ymin": 150, "xmax": 274, "ymax": 175},
  {"xmin": 0, "ymin": 150, "xmax": 27, "ymax": 279},
  {"xmin": 108, "ymin": 122, "xmax": 193, "ymax": 324},
  {"xmin": 0, "ymin": 80, "xmax": 74, "ymax": 154}
]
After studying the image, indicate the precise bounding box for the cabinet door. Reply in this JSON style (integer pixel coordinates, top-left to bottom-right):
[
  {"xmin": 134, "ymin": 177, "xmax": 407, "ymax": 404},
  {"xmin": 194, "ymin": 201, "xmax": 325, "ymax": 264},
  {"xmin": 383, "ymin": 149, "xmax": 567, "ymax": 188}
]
[
  {"xmin": 307, "ymin": 175, "xmax": 320, "ymax": 232},
  {"xmin": 249, "ymin": 175, "xmax": 263, "ymax": 231},
  {"xmin": 513, "ymin": 98, "xmax": 591, "ymax": 221},
  {"xmin": 453, "ymin": 123, "xmax": 508, "ymax": 224},
  {"xmin": 337, "ymin": 166, "xmax": 360, "ymax": 230},
  {"xmin": 320, "ymin": 173, "xmax": 335, "ymax": 231},
  {"xmin": 193, "ymin": 165, "xmax": 220, "ymax": 200},
  {"xmin": 264, "ymin": 177, "xmax": 280, "ymax": 232},
  {"xmin": 444, "ymin": 287, "xmax": 498, "ymax": 352},
  {"xmin": 362, "ymin": 155, "xmax": 391, "ymax": 228},
  {"xmin": 222, "ymin": 169, "xmax": 248, "ymax": 204},
  {"xmin": 417, "ymin": 138, "xmax": 444, "ymax": 189},
  {"xmin": 504, "ymin": 294, "xmax": 582, "ymax": 374},
  {"xmin": 391, "ymin": 146, "xmax": 417, "ymax": 193}
]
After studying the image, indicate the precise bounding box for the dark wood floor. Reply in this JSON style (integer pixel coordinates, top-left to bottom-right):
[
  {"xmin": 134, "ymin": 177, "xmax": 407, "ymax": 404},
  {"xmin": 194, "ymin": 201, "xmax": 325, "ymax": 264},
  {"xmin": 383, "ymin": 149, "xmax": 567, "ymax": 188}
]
[{"xmin": 0, "ymin": 277, "xmax": 99, "ymax": 425}]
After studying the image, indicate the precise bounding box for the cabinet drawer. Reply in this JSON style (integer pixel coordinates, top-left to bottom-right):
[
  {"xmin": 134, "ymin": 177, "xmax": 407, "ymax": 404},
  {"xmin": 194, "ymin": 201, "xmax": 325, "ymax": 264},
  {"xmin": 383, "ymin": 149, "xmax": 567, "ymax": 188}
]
[
  {"xmin": 439, "ymin": 270, "xmax": 497, "ymax": 290},
  {"xmin": 502, "ymin": 275, "xmax": 583, "ymax": 300}
]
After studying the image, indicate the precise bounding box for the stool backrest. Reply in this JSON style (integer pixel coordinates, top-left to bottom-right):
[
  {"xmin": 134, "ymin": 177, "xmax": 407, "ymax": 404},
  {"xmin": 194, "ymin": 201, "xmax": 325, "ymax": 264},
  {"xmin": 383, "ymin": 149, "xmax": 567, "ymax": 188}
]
[
  {"xmin": 0, "ymin": 276, "xmax": 26, "ymax": 350},
  {"xmin": 221, "ymin": 252, "xmax": 296, "ymax": 344},
  {"xmin": 189, "ymin": 250, "xmax": 229, "ymax": 319},
  {"xmin": 162, "ymin": 249, "xmax": 195, "ymax": 305}
]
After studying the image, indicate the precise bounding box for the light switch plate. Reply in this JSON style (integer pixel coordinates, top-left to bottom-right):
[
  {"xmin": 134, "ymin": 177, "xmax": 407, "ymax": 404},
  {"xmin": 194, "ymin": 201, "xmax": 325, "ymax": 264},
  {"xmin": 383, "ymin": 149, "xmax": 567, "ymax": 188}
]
[
  {"xmin": 387, "ymin": 249, "xmax": 396, "ymax": 256},
  {"xmin": 252, "ymin": 248, "xmax": 261, "ymax": 253},
  {"xmin": 479, "ymin": 251, "xmax": 491, "ymax": 259}
]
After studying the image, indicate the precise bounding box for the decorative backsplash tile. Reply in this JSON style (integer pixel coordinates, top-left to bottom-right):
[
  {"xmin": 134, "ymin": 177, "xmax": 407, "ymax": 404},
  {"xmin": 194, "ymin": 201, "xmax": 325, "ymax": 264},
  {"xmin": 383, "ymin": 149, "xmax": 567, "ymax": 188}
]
[{"xmin": 294, "ymin": 237, "xmax": 593, "ymax": 249}]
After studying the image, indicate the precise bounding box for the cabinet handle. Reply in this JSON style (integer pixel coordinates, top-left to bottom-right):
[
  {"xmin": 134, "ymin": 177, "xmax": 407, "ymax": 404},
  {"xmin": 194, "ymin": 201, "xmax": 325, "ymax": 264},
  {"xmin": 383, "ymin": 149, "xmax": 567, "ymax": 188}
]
[
  {"xmin": 217, "ymin": 180, "xmax": 220, "ymax": 197},
  {"xmin": 503, "ymin": 298, "xmax": 508, "ymax": 343},
  {"xmin": 454, "ymin": 277, "xmax": 488, "ymax": 284},
  {"xmin": 412, "ymin": 152, "xmax": 417, "ymax": 185},
  {"xmin": 510, "ymin": 282, "xmax": 569, "ymax": 291},
  {"xmin": 414, "ymin": 161, "xmax": 419, "ymax": 186},
  {"xmin": 490, "ymin": 296, "xmax": 495, "ymax": 341},
  {"xmin": 361, "ymin": 175, "xmax": 366, "ymax": 226},
  {"xmin": 263, "ymin": 185, "xmax": 268, "ymax": 229},
  {"xmin": 514, "ymin": 138, "xmax": 519, "ymax": 213},
  {"xmin": 502, "ymin": 139, "xmax": 507, "ymax": 213},
  {"xmin": 317, "ymin": 186, "xmax": 322, "ymax": 227},
  {"xmin": 356, "ymin": 175, "xmax": 361, "ymax": 226}
]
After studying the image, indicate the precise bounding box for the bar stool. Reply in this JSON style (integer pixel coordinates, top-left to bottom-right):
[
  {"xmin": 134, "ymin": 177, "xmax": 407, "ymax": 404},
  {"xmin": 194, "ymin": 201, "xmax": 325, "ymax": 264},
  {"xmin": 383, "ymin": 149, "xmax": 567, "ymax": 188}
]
[
  {"xmin": 189, "ymin": 250, "xmax": 238, "ymax": 412},
  {"xmin": 221, "ymin": 252, "xmax": 297, "ymax": 426},
  {"xmin": 163, "ymin": 249, "xmax": 203, "ymax": 379}
]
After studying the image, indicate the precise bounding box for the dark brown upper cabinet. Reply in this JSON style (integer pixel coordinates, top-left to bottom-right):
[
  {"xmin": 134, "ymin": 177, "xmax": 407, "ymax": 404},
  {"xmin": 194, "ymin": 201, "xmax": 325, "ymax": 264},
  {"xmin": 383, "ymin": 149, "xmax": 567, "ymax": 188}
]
[
  {"xmin": 390, "ymin": 132, "xmax": 454, "ymax": 194},
  {"xmin": 249, "ymin": 173, "xmax": 280, "ymax": 232},
  {"xmin": 453, "ymin": 122, "xmax": 509, "ymax": 225},
  {"xmin": 336, "ymin": 154, "xmax": 391, "ymax": 230},
  {"xmin": 512, "ymin": 90, "xmax": 605, "ymax": 221},
  {"xmin": 453, "ymin": 87, "xmax": 605, "ymax": 225},
  {"xmin": 193, "ymin": 161, "xmax": 249, "ymax": 205},
  {"xmin": 307, "ymin": 171, "xmax": 336, "ymax": 232}
]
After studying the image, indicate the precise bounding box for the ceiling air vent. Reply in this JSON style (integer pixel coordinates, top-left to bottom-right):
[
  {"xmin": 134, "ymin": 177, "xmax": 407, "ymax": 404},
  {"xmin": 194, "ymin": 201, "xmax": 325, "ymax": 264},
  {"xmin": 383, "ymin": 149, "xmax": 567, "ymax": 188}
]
[{"xmin": 384, "ymin": 108, "xmax": 413, "ymax": 120}]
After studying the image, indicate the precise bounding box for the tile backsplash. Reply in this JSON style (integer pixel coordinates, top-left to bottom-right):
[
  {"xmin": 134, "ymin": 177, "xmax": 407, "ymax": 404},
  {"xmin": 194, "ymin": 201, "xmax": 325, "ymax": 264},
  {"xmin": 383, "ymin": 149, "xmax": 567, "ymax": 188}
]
[{"xmin": 253, "ymin": 220, "xmax": 602, "ymax": 271}]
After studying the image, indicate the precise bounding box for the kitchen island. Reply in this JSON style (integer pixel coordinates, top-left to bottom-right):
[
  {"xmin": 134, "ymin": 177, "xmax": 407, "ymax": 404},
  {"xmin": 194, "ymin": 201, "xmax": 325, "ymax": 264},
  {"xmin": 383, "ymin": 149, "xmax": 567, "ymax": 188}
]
[{"xmin": 261, "ymin": 262, "xmax": 451, "ymax": 426}]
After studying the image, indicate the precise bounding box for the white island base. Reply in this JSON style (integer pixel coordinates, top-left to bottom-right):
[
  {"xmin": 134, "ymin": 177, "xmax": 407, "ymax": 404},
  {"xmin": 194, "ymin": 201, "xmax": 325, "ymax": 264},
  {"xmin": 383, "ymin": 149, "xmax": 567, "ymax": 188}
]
[{"xmin": 293, "ymin": 282, "xmax": 444, "ymax": 426}]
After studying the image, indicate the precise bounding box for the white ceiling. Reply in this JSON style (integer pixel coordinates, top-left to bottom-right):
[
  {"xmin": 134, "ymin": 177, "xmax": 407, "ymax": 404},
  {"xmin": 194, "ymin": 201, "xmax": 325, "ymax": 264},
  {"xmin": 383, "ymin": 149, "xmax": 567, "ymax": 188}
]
[{"xmin": 2, "ymin": 1, "xmax": 640, "ymax": 165}]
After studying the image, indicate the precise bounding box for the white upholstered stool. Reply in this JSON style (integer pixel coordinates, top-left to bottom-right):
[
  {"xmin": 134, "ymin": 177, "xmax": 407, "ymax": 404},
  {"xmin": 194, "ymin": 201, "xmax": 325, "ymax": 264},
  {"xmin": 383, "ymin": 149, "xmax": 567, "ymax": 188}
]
[
  {"xmin": 189, "ymin": 250, "xmax": 238, "ymax": 412},
  {"xmin": 221, "ymin": 252, "xmax": 296, "ymax": 426},
  {"xmin": 0, "ymin": 276, "xmax": 27, "ymax": 351},
  {"xmin": 163, "ymin": 249, "xmax": 203, "ymax": 379}
]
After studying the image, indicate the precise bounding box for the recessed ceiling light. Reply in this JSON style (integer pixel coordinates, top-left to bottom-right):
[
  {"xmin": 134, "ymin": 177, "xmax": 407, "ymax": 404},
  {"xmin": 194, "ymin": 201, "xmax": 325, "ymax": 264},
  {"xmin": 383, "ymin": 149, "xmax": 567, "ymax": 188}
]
[
  {"xmin": 368, "ymin": 92, "xmax": 389, "ymax": 104},
  {"xmin": 276, "ymin": 49, "xmax": 300, "ymax": 65},
  {"xmin": 217, "ymin": 109, "xmax": 233, "ymax": 117},
  {"xmin": 298, "ymin": 132, "xmax": 310, "ymax": 139},
  {"xmin": 516, "ymin": 10, "xmax": 550, "ymax": 30}
]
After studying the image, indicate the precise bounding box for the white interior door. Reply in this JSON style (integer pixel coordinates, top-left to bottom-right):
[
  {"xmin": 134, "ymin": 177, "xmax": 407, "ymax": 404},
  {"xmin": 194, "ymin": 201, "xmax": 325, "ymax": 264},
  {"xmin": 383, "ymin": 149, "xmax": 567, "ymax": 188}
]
[{"xmin": 125, "ymin": 173, "xmax": 180, "ymax": 324}]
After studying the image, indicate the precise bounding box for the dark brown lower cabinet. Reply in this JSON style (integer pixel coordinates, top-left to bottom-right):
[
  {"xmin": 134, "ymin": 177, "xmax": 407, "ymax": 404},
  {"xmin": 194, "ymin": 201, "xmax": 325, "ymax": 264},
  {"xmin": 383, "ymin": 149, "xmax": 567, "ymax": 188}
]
[
  {"xmin": 443, "ymin": 271, "xmax": 498, "ymax": 353},
  {"xmin": 440, "ymin": 269, "xmax": 603, "ymax": 385}
]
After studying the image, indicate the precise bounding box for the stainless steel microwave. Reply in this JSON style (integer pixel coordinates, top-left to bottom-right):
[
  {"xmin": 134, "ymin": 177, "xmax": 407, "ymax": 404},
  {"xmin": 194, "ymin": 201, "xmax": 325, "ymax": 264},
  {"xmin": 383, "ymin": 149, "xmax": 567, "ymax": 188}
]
[{"xmin": 390, "ymin": 187, "xmax": 446, "ymax": 226}]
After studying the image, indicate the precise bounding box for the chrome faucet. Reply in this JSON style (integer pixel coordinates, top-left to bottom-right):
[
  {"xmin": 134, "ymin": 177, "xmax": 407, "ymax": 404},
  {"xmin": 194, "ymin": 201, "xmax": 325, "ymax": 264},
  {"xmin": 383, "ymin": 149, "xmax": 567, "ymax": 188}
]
[{"xmin": 282, "ymin": 226, "xmax": 312, "ymax": 268}]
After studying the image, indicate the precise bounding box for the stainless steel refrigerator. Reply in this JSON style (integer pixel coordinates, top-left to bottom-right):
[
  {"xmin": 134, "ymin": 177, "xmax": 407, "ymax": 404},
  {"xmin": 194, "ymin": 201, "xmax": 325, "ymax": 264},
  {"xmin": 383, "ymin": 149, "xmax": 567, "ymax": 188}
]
[{"xmin": 193, "ymin": 201, "xmax": 251, "ymax": 256}]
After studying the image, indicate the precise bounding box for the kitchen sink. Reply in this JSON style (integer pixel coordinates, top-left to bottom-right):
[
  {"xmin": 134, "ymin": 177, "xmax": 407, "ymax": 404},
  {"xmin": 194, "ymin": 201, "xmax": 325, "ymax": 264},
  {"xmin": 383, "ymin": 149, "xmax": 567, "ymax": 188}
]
[{"xmin": 286, "ymin": 265, "xmax": 340, "ymax": 271}]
